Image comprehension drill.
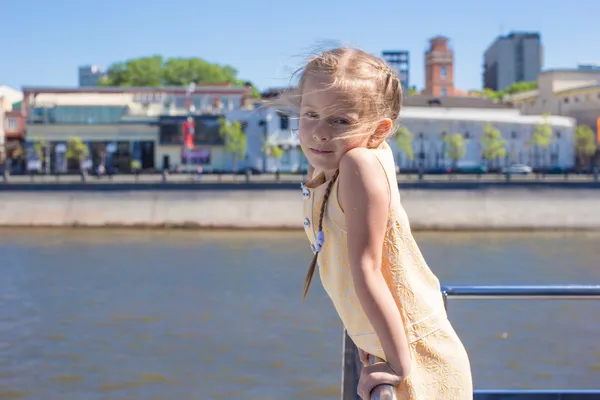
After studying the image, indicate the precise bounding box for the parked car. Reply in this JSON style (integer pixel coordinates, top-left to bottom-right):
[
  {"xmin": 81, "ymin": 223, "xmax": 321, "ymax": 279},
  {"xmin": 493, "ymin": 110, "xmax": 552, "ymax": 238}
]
[
  {"xmin": 501, "ymin": 164, "xmax": 532, "ymax": 175},
  {"xmin": 451, "ymin": 165, "xmax": 487, "ymax": 174}
]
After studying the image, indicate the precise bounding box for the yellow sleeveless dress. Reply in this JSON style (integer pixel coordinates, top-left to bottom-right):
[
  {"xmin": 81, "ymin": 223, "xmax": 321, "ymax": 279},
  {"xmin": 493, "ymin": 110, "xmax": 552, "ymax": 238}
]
[{"xmin": 301, "ymin": 142, "xmax": 473, "ymax": 399}]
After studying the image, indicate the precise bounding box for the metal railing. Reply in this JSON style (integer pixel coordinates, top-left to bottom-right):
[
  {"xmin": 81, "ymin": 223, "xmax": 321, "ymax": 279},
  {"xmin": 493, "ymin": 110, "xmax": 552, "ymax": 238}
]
[{"xmin": 341, "ymin": 284, "xmax": 600, "ymax": 400}]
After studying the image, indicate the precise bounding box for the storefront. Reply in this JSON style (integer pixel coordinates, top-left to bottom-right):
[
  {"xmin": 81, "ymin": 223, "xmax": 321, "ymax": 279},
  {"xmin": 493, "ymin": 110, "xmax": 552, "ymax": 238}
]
[
  {"xmin": 25, "ymin": 123, "xmax": 158, "ymax": 173},
  {"xmin": 156, "ymin": 114, "xmax": 227, "ymax": 172}
]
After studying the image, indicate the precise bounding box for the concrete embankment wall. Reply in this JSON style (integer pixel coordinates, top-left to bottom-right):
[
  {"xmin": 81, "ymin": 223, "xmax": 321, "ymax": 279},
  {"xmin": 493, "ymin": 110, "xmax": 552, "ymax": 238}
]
[{"xmin": 1, "ymin": 185, "xmax": 600, "ymax": 230}]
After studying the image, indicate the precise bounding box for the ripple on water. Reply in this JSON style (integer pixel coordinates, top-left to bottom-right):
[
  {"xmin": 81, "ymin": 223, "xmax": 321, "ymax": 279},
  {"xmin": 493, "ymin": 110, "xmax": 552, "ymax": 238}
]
[
  {"xmin": 110, "ymin": 315, "xmax": 158, "ymax": 323},
  {"xmin": 48, "ymin": 374, "xmax": 83, "ymax": 384},
  {"xmin": 0, "ymin": 392, "xmax": 29, "ymax": 399},
  {"xmin": 99, "ymin": 373, "xmax": 177, "ymax": 392},
  {"xmin": 292, "ymin": 385, "xmax": 339, "ymax": 399}
]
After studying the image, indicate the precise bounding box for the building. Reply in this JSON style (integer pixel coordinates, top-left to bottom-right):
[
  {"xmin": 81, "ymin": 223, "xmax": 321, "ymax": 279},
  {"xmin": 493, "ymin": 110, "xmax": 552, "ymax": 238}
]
[
  {"xmin": 78, "ymin": 65, "xmax": 107, "ymax": 87},
  {"xmin": 256, "ymin": 93, "xmax": 577, "ymax": 172},
  {"xmin": 577, "ymin": 63, "xmax": 600, "ymax": 71},
  {"xmin": 504, "ymin": 68, "xmax": 600, "ymax": 131},
  {"xmin": 21, "ymin": 84, "xmax": 252, "ymax": 173},
  {"xmin": 0, "ymin": 103, "xmax": 4, "ymax": 151},
  {"xmin": 0, "ymin": 88, "xmax": 26, "ymax": 173},
  {"xmin": 423, "ymin": 36, "xmax": 455, "ymax": 97},
  {"xmin": 484, "ymin": 32, "xmax": 543, "ymax": 91},
  {"xmin": 0, "ymin": 86, "xmax": 23, "ymax": 109},
  {"xmin": 382, "ymin": 51, "xmax": 410, "ymax": 92},
  {"xmin": 392, "ymin": 96, "xmax": 576, "ymax": 170}
]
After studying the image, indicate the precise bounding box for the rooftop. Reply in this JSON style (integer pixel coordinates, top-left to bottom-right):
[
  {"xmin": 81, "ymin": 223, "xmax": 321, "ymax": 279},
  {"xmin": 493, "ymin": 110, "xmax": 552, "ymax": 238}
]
[
  {"xmin": 400, "ymin": 106, "xmax": 575, "ymax": 127},
  {"xmin": 22, "ymin": 84, "xmax": 250, "ymax": 95},
  {"xmin": 404, "ymin": 95, "xmax": 512, "ymax": 109}
]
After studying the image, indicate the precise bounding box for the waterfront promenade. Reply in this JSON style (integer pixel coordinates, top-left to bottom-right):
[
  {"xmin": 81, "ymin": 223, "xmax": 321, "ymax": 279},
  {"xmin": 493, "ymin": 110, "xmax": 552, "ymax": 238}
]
[
  {"xmin": 2, "ymin": 172, "xmax": 598, "ymax": 185},
  {"xmin": 1, "ymin": 174, "xmax": 599, "ymax": 230}
]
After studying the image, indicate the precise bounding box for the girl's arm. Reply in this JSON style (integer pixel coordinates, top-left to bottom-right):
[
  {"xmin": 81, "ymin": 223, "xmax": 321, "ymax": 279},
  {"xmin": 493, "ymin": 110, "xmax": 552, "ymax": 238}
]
[{"xmin": 338, "ymin": 148, "xmax": 412, "ymax": 378}]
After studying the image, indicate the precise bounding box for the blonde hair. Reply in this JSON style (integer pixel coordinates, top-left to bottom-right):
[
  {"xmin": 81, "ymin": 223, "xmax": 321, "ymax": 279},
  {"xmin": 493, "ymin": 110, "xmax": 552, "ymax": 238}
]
[{"xmin": 297, "ymin": 47, "xmax": 404, "ymax": 299}]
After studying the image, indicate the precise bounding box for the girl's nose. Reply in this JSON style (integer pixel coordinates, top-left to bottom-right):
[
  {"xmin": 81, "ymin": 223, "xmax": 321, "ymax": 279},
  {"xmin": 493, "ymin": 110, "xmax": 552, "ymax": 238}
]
[{"xmin": 312, "ymin": 129, "xmax": 330, "ymax": 142}]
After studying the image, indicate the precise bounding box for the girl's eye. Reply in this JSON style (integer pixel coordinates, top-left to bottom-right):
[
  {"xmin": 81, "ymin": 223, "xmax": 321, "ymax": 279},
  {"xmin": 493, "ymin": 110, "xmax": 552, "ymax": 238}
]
[
  {"xmin": 331, "ymin": 118, "xmax": 350, "ymax": 126},
  {"xmin": 304, "ymin": 112, "xmax": 318, "ymax": 119}
]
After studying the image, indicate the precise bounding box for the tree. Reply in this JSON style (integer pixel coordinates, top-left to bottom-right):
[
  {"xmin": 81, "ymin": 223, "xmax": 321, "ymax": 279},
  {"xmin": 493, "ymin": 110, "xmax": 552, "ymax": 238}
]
[
  {"xmin": 445, "ymin": 133, "xmax": 466, "ymax": 168},
  {"xmin": 218, "ymin": 117, "xmax": 247, "ymax": 172},
  {"xmin": 394, "ymin": 125, "xmax": 414, "ymax": 163},
  {"xmin": 130, "ymin": 159, "xmax": 142, "ymax": 180},
  {"xmin": 528, "ymin": 114, "xmax": 554, "ymax": 167},
  {"xmin": 263, "ymin": 143, "xmax": 285, "ymax": 177},
  {"xmin": 407, "ymin": 86, "xmax": 419, "ymax": 96},
  {"xmin": 502, "ymin": 81, "xmax": 538, "ymax": 95},
  {"xmin": 575, "ymin": 125, "xmax": 597, "ymax": 169},
  {"xmin": 481, "ymin": 123, "xmax": 507, "ymax": 166},
  {"xmin": 32, "ymin": 138, "xmax": 48, "ymax": 173},
  {"xmin": 66, "ymin": 137, "xmax": 89, "ymax": 181},
  {"xmin": 100, "ymin": 56, "xmax": 260, "ymax": 98},
  {"xmin": 33, "ymin": 139, "xmax": 46, "ymax": 161}
]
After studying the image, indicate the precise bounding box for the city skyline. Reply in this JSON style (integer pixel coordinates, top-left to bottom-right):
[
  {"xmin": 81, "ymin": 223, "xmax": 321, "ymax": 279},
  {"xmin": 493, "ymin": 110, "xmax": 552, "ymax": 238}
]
[{"xmin": 2, "ymin": 0, "xmax": 597, "ymax": 93}]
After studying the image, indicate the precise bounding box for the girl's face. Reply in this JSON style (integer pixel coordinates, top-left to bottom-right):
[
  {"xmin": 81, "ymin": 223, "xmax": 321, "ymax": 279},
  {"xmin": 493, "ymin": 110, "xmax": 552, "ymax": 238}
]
[{"xmin": 298, "ymin": 73, "xmax": 371, "ymax": 174}]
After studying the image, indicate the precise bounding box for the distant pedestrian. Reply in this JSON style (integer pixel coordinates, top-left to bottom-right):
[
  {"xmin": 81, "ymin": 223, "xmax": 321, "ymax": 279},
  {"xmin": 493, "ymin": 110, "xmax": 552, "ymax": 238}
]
[
  {"xmin": 293, "ymin": 48, "xmax": 473, "ymax": 399},
  {"xmin": 194, "ymin": 166, "xmax": 203, "ymax": 181}
]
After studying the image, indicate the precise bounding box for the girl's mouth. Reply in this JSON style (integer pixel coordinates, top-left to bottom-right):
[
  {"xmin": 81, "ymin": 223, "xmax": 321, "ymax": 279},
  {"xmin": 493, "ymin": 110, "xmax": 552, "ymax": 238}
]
[{"xmin": 310, "ymin": 148, "xmax": 333, "ymax": 155}]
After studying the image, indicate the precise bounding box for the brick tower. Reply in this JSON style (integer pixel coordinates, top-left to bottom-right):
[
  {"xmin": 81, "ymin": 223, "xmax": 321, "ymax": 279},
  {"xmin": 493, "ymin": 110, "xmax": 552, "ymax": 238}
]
[{"xmin": 423, "ymin": 36, "xmax": 455, "ymax": 97}]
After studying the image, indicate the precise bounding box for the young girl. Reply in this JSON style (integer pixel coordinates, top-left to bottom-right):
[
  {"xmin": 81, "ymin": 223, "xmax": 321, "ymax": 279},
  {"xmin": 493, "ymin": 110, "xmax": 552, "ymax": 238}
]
[{"xmin": 293, "ymin": 48, "xmax": 473, "ymax": 399}]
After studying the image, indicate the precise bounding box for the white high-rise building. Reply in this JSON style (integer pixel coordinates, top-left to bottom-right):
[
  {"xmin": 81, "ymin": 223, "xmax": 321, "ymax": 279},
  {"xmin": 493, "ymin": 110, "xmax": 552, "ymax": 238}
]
[{"xmin": 483, "ymin": 32, "xmax": 543, "ymax": 91}]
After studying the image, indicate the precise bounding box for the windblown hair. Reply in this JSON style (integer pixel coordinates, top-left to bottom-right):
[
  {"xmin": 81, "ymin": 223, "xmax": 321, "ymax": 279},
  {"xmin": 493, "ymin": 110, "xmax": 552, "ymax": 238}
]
[{"xmin": 296, "ymin": 47, "xmax": 404, "ymax": 299}]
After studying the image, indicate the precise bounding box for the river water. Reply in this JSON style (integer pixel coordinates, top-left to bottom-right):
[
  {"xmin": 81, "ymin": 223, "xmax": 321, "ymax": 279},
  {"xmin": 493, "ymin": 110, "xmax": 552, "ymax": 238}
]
[{"xmin": 1, "ymin": 229, "xmax": 600, "ymax": 400}]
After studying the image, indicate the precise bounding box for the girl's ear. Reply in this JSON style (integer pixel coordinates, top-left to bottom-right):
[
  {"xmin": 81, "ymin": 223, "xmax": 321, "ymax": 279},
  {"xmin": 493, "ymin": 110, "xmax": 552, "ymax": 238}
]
[{"xmin": 369, "ymin": 118, "xmax": 393, "ymax": 148}]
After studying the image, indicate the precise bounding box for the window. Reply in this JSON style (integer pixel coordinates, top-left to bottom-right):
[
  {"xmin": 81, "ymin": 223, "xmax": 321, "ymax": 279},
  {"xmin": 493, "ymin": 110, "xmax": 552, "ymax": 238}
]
[
  {"xmin": 278, "ymin": 112, "xmax": 290, "ymax": 130},
  {"xmin": 5, "ymin": 118, "xmax": 17, "ymax": 131},
  {"xmin": 441, "ymin": 88, "xmax": 448, "ymax": 97},
  {"xmin": 158, "ymin": 115, "xmax": 224, "ymax": 145},
  {"xmin": 440, "ymin": 66, "xmax": 447, "ymax": 79},
  {"xmin": 42, "ymin": 106, "xmax": 126, "ymax": 124}
]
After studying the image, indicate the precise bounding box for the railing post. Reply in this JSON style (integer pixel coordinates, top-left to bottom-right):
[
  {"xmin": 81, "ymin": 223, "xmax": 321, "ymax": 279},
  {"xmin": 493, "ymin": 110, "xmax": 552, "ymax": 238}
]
[
  {"xmin": 341, "ymin": 330, "xmax": 361, "ymax": 400},
  {"xmin": 342, "ymin": 284, "xmax": 600, "ymax": 400}
]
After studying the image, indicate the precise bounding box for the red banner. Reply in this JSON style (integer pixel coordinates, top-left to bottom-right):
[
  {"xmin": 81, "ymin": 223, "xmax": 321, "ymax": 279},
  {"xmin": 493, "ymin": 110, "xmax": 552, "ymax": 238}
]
[{"xmin": 183, "ymin": 120, "xmax": 195, "ymax": 149}]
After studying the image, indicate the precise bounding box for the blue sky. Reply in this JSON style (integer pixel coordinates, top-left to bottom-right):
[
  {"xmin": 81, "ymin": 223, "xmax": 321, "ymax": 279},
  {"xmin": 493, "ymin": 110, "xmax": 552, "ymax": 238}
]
[{"xmin": 2, "ymin": 0, "xmax": 597, "ymax": 92}]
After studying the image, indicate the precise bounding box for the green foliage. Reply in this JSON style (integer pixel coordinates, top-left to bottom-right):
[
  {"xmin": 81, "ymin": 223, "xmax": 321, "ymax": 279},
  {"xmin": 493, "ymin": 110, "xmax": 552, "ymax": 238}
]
[
  {"xmin": 394, "ymin": 125, "xmax": 414, "ymax": 160},
  {"xmin": 65, "ymin": 137, "xmax": 89, "ymax": 160},
  {"xmin": 444, "ymin": 133, "xmax": 466, "ymax": 165},
  {"xmin": 575, "ymin": 124, "xmax": 597, "ymax": 158},
  {"xmin": 528, "ymin": 114, "xmax": 554, "ymax": 149},
  {"xmin": 218, "ymin": 117, "xmax": 247, "ymax": 170},
  {"xmin": 261, "ymin": 142, "xmax": 284, "ymax": 159},
  {"xmin": 474, "ymin": 81, "xmax": 538, "ymax": 101},
  {"xmin": 33, "ymin": 138, "xmax": 47, "ymax": 161},
  {"xmin": 503, "ymin": 81, "xmax": 538, "ymax": 95},
  {"xmin": 481, "ymin": 123, "xmax": 507, "ymax": 161},
  {"xmin": 99, "ymin": 56, "xmax": 260, "ymax": 97},
  {"xmin": 269, "ymin": 144, "xmax": 284, "ymax": 159},
  {"xmin": 407, "ymin": 86, "xmax": 419, "ymax": 96},
  {"xmin": 130, "ymin": 159, "xmax": 142, "ymax": 170}
]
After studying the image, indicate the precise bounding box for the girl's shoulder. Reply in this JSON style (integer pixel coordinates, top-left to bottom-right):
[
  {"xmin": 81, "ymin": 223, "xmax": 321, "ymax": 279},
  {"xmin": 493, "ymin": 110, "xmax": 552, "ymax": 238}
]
[{"xmin": 338, "ymin": 148, "xmax": 390, "ymax": 209}]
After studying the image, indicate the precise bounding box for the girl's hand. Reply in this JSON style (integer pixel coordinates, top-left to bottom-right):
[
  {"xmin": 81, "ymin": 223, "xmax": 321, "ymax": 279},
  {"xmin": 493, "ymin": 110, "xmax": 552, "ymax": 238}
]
[{"xmin": 357, "ymin": 362, "xmax": 402, "ymax": 400}]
